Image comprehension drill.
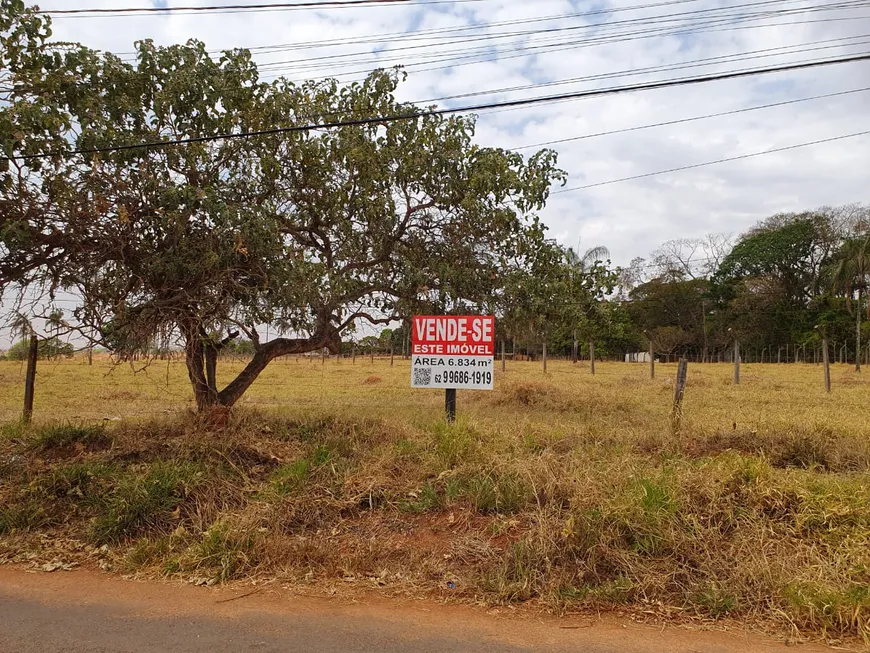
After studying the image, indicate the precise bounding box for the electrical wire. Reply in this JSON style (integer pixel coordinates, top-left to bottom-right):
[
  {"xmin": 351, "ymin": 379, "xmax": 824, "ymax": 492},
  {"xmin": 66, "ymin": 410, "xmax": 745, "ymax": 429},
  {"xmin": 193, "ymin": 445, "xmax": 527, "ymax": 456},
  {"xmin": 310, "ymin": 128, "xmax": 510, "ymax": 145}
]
[
  {"xmin": 511, "ymin": 86, "xmax": 870, "ymax": 151},
  {"xmin": 419, "ymin": 35, "xmax": 870, "ymax": 105},
  {"xmin": 46, "ymin": 0, "xmax": 484, "ymax": 16},
  {"xmin": 264, "ymin": 7, "xmax": 870, "ymax": 82},
  {"xmin": 107, "ymin": 0, "xmax": 706, "ymax": 56},
  {"xmin": 551, "ymin": 130, "xmax": 870, "ymax": 193},
  {"xmin": 5, "ymin": 53, "xmax": 870, "ymax": 162},
  {"xmin": 254, "ymin": 0, "xmax": 868, "ymax": 75}
]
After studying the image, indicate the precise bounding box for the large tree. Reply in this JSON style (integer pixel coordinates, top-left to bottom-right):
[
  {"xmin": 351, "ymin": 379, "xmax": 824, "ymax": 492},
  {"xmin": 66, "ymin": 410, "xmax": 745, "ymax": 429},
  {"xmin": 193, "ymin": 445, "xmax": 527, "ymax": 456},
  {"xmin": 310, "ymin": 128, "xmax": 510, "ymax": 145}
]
[
  {"xmin": 0, "ymin": 4, "xmax": 565, "ymax": 410},
  {"xmin": 628, "ymin": 274, "xmax": 710, "ymax": 359},
  {"xmin": 711, "ymin": 213, "xmax": 835, "ymax": 348},
  {"xmin": 827, "ymin": 234, "xmax": 870, "ymax": 372}
]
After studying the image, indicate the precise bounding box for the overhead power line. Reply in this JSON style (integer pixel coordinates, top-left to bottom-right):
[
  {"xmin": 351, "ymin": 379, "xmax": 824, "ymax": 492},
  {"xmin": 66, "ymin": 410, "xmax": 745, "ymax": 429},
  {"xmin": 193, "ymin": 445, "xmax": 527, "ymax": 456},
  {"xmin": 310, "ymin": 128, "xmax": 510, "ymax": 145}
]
[
  {"xmin": 46, "ymin": 0, "xmax": 481, "ymax": 16},
  {"xmin": 552, "ymin": 130, "xmax": 870, "ymax": 193},
  {"xmin": 108, "ymin": 0, "xmax": 706, "ymax": 55},
  {"xmin": 420, "ymin": 35, "xmax": 870, "ymax": 105},
  {"xmin": 512, "ymin": 86, "xmax": 870, "ymax": 151},
  {"xmin": 255, "ymin": 0, "xmax": 866, "ymax": 74},
  {"xmin": 4, "ymin": 53, "xmax": 870, "ymax": 163},
  {"xmin": 264, "ymin": 6, "xmax": 870, "ymax": 82}
]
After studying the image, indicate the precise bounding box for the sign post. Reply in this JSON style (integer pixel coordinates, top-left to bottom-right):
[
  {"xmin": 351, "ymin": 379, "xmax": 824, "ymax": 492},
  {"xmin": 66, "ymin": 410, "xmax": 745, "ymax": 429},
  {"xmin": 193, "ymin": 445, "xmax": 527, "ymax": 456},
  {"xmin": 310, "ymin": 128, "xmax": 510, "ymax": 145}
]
[
  {"xmin": 445, "ymin": 388, "xmax": 457, "ymax": 423},
  {"xmin": 411, "ymin": 315, "xmax": 495, "ymax": 423}
]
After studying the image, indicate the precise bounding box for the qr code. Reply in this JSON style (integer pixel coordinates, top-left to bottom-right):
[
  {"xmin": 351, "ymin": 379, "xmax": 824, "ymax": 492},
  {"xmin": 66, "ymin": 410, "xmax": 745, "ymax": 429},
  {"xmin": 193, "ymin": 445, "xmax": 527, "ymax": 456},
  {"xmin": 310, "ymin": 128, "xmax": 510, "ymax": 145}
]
[{"xmin": 414, "ymin": 367, "xmax": 432, "ymax": 386}]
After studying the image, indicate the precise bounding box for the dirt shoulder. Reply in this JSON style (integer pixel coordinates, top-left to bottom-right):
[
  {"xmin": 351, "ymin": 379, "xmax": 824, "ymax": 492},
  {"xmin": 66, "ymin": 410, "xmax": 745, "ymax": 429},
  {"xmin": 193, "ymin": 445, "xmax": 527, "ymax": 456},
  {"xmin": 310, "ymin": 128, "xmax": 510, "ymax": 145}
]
[{"xmin": 0, "ymin": 565, "xmax": 846, "ymax": 653}]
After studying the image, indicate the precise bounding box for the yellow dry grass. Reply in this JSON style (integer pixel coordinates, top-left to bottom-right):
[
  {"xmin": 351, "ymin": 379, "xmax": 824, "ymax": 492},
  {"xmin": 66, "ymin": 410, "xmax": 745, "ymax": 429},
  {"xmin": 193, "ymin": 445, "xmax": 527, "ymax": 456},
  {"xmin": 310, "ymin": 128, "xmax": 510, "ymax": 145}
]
[
  {"xmin": 0, "ymin": 356, "xmax": 866, "ymax": 438},
  {"xmin": 2, "ymin": 356, "xmax": 870, "ymax": 645}
]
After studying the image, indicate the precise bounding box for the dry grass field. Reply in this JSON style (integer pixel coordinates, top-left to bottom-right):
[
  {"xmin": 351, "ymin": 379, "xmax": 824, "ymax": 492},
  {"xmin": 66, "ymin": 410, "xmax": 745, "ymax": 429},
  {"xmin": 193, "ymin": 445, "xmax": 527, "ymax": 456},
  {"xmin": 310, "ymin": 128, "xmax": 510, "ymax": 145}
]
[{"xmin": 2, "ymin": 356, "xmax": 870, "ymax": 644}]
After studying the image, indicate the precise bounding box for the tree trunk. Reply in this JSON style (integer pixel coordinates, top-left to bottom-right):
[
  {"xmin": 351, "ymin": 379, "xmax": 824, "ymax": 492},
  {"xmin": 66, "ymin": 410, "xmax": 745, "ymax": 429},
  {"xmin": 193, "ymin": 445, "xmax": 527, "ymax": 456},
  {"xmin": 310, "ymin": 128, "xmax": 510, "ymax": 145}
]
[
  {"xmin": 185, "ymin": 331, "xmax": 218, "ymax": 411},
  {"xmin": 215, "ymin": 328, "xmax": 340, "ymax": 408},
  {"xmin": 589, "ymin": 341, "xmax": 595, "ymax": 375},
  {"xmin": 205, "ymin": 343, "xmax": 218, "ymax": 395},
  {"xmin": 182, "ymin": 326, "xmax": 257, "ymax": 411}
]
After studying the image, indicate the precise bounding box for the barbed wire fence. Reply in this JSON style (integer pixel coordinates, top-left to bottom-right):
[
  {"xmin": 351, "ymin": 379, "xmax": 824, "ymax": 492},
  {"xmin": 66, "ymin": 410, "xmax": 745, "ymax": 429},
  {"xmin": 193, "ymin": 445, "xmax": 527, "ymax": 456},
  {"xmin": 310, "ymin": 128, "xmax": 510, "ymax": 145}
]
[{"xmin": 1, "ymin": 333, "xmax": 864, "ymax": 425}]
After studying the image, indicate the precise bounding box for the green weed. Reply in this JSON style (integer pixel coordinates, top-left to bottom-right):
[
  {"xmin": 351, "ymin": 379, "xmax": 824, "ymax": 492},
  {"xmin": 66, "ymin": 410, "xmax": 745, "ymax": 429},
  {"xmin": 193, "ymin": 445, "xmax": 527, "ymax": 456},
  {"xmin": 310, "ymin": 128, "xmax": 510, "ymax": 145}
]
[
  {"xmin": 692, "ymin": 585, "xmax": 739, "ymax": 618},
  {"xmin": 432, "ymin": 421, "xmax": 478, "ymax": 468},
  {"xmin": 269, "ymin": 459, "xmax": 311, "ymax": 496},
  {"xmin": 0, "ymin": 499, "xmax": 47, "ymax": 534},
  {"xmin": 28, "ymin": 423, "xmax": 111, "ymax": 453},
  {"xmin": 176, "ymin": 520, "xmax": 262, "ymax": 582},
  {"xmin": 90, "ymin": 461, "xmax": 205, "ymax": 544},
  {"xmin": 460, "ymin": 470, "xmax": 533, "ymax": 514},
  {"xmin": 400, "ymin": 483, "xmax": 442, "ymax": 513}
]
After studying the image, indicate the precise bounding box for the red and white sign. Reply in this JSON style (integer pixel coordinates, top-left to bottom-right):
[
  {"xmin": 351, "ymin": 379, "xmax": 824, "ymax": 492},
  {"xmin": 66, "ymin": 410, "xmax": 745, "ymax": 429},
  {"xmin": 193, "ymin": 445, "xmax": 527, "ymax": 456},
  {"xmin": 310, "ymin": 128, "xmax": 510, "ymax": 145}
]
[{"xmin": 411, "ymin": 316, "xmax": 495, "ymax": 390}]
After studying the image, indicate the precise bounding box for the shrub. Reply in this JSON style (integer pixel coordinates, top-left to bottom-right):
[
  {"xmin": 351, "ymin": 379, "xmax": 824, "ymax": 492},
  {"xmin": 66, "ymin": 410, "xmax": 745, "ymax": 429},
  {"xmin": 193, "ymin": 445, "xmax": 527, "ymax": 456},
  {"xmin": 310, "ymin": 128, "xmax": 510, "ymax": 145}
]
[
  {"xmin": 90, "ymin": 461, "xmax": 205, "ymax": 544},
  {"xmin": 29, "ymin": 423, "xmax": 112, "ymax": 453}
]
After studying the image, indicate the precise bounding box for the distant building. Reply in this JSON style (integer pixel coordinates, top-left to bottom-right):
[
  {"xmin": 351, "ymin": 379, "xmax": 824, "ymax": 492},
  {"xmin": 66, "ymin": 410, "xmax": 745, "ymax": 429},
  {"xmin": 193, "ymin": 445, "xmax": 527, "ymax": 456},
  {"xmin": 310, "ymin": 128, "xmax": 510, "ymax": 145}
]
[{"xmin": 625, "ymin": 352, "xmax": 652, "ymax": 363}]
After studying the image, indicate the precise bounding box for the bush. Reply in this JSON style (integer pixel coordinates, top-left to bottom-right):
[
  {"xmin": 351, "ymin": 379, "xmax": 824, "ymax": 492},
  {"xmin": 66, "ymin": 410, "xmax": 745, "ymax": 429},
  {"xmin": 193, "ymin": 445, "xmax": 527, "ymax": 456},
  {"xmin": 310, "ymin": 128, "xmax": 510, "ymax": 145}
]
[{"xmin": 4, "ymin": 337, "xmax": 74, "ymax": 361}]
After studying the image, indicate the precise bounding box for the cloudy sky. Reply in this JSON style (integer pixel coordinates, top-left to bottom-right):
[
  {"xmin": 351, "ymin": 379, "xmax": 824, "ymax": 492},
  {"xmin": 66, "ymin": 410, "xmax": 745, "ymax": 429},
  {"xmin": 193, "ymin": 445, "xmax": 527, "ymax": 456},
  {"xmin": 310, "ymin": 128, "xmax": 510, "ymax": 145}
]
[
  {"xmin": 4, "ymin": 0, "xmax": 870, "ymax": 345},
  {"xmin": 36, "ymin": 0, "xmax": 870, "ymax": 266}
]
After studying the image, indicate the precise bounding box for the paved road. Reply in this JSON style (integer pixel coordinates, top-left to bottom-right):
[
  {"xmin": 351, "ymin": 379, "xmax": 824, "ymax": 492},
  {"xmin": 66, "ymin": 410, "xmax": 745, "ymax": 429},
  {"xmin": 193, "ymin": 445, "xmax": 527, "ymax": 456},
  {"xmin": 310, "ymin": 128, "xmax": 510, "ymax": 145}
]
[{"xmin": 0, "ymin": 567, "xmax": 834, "ymax": 653}]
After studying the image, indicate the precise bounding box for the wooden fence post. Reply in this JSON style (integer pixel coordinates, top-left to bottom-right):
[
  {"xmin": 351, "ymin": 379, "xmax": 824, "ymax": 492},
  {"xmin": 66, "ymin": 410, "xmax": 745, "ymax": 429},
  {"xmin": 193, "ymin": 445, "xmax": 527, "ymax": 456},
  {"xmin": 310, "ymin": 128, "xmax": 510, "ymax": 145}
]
[
  {"xmin": 589, "ymin": 341, "xmax": 596, "ymax": 375},
  {"xmin": 732, "ymin": 337, "xmax": 740, "ymax": 385},
  {"xmin": 23, "ymin": 336, "xmax": 38, "ymax": 424},
  {"xmin": 671, "ymin": 358, "xmax": 688, "ymax": 434},
  {"xmin": 816, "ymin": 327, "xmax": 831, "ymax": 394},
  {"xmin": 734, "ymin": 340, "xmax": 740, "ymax": 385},
  {"xmin": 501, "ymin": 339, "xmax": 506, "ymax": 372},
  {"xmin": 390, "ymin": 343, "xmax": 394, "ymax": 367},
  {"xmin": 823, "ymin": 339, "xmax": 831, "ymax": 393},
  {"xmin": 352, "ymin": 345, "xmax": 356, "ymax": 364},
  {"xmin": 542, "ymin": 341, "xmax": 548, "ymax": 373},
  {"xmin": 643, "ymin": 332, "xmax": 655, "ymax": 380}
]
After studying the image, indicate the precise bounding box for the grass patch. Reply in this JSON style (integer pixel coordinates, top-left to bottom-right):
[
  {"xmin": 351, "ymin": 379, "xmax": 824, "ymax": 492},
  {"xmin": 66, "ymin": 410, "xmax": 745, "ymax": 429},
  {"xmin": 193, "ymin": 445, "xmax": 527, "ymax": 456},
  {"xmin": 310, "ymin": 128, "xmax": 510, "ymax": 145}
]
[
  {"xmin": 0, "ymin": 500, "xmax": 48, "ymax": 534},
  {"xmin": 174, "ymin": 520, "xmax": 262, "ymax": 583},
  {"xmin": 688, "ymin": 426, "xmax": 870, "ymax": 472},
  {"xmin": 28, "ymin": 422, "xmax": 112, "ymax": 454},
  {"xmin": 432, "ymin": 420, "xmax": 478, "ymax": 468},
  {"xmin": 269, "ymin": 459, "xmax": 311, "ymax": 496},
  {"xmin": 457, "ymin": 470, "xmax": 534, "ymax": 514},
  {"xmin": 90, "ymin": 461, "xmax": 206, "ymax": 544},
  {"xmin": 400, "ymin": 483, "xmax": 443, "ymax": 513},
  {"xmin": 785, "ymin": 582, "xmax": 870, "ymax": 635},
  {"xmin": 691, "ymin": 585, "xmax": 740, "ymax": 619},
  {"xmin": 37, "ymin": 461, "xmax": 116, "ymax": 500}
]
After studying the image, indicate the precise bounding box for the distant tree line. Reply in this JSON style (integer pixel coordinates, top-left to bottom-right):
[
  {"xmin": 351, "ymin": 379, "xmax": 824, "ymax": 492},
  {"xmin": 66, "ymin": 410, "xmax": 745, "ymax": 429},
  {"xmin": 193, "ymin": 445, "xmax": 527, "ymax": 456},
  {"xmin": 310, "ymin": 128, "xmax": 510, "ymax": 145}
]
[{"xmin": 486, "ymin": 204, "xmax": 870, "ymax": 366}]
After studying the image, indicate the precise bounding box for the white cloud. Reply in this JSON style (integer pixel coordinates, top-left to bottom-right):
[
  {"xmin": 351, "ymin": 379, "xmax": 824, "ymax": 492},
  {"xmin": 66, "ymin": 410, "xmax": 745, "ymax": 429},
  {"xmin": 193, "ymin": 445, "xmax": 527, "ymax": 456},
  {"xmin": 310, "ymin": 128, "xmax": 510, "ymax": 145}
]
[{"xmin": 32, "ymin": 0, "xmax": 870, "ymax": 266}]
